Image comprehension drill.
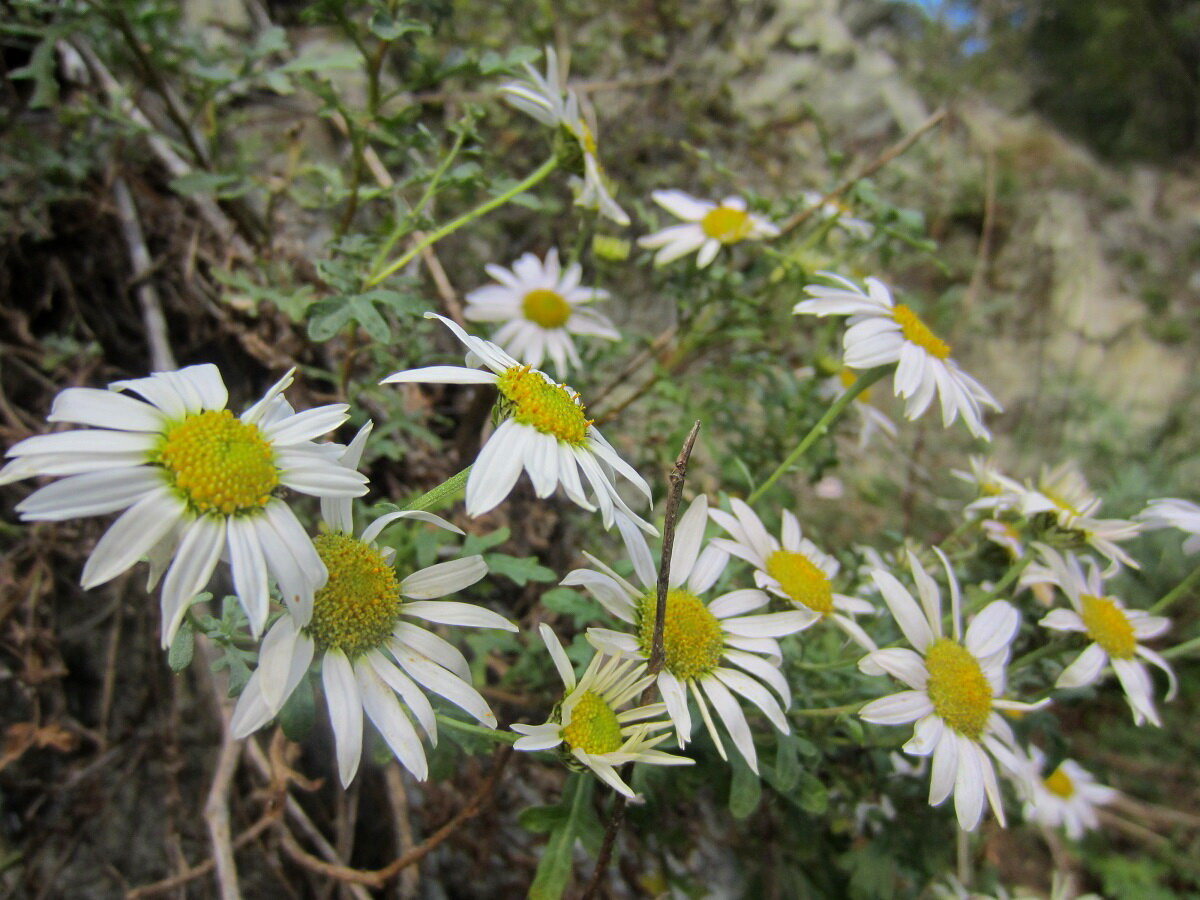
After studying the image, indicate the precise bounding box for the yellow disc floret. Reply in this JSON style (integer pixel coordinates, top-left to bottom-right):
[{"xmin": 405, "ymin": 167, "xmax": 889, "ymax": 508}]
[
  {"xmin": 700, "ymin": 206, "xmax": 754, "ymax": 244},
  {"xmin": 925, "ymin": 637, "xmax": 992, "ymax": 740},
  {"xmin": 1043, "ymin": 766, "xmax": 1076, "ymax": 799},
  {"xmin": 522, "ymin": 288, "xmax": 572, "ymax": 329},
  {"xmin": 766, "ymin": 550, "xmax": 834, "ymax": 615},
  {"xmin": 892, "ymin": 304, "xmax": 951, "ymax": 360},
  {"xmin": 637, "ymin": 588, "xmax": 724, "ymax": 681},
  {"xmin": 157, "ymin": 409, "xmax": 278, "ymax": 515},
  {"xmin": 1080, "ymin": 594, "xmax": 1136, "ymax": 659},
  {"xmin": 307, "ymin": 533, "xmax": 402, "ymax": 657},
  {"xmin": 561, "ymin": 690, "xmax": 623, "ymax": 755},
  {"xmin": 495, "ymin": 365, "xmax": 592, "ymax": 446}
]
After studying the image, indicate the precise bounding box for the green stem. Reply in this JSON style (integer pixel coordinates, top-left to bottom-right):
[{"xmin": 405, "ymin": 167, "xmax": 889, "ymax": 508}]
[
  {"xmin": 368, "ymin": 126, "xmax": 470, "ymax": 277},
  {"xmin": 402, "ymin": 466, "xmax": 471, "ymax": 513},
  {"xmin": 1162, "ymin": 633, "xmax": 1200, "ymax": 660},
  {"xmin": 435, "ymin": 713, "xmax": 518, "ymax": 744},
  {"xmin": 1150, "ymin": 558, "xmax": 1200, "ymax": 614},
  {"xmin": 747, "ymin": 366, "xmax": 889, "ymax": 505},
  {"xmin": 366, "ymin": 156, "xmax": 558, "ymax": 287},
  {"xmin": 792, "ymin": 701, "xmax": 863, "ymax": 718},
  {"xmin": 979, "ymin": 555, "xmax": 1033, "ymax": 605},
  {"xmin": 1008, "ymin": 638, "xmax": 1062, "ymax": 674}
]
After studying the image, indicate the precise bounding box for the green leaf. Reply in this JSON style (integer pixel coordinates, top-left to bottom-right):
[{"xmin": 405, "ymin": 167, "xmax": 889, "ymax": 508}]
[
  {"xmin": 306, "ymin": 297, "xmax": 355, "ymax": 341},
  {"xmin": 9, "ymin": 36, "xmax": 58, "ymax": 109},
  {"xmin": 367, "ymin": 13, "xmax": 430, "ymax": 41},
  {"xmin": 540, "ymin": 587, "xmax": 597, "ymax": 626},
  {"xmin": 167, "ymin": 618, "xmax": 194, "ymax": 672},
  {"xmin": 349, "ymin": 295, "xmax": 390, "ymax": 342},
  {"xmin": 729, "ymin": 757, "xmax": 761, "ymax": 819},
  {"xmin": 797, "ymin": 770, "xmax": 828, "ymax": 815},
  {"xmin": 485, "ymin": 553, "xmax": 556, "ymax": 585},
  {"xmin": 529, "ymin": 774, "xmax": 593, "ymax": 900},
  {"xmin": 462, "ymin": 527, "xmax": 510, "ymax": 555},
  {"xmin": 279, "ymin": 674, "xmax": 315, "ymax": 741},
  {"xmin": 277, "ymin": 47, "xmax": 361, "ymax": 74},
  {"xmin": 773, "ymin": 734, "xmax": 801, "ymax": 791},
  {"xmin": 168, "ymin": 171, "xmax": 245, "ymax": 198},
  {"xmin": 518, "ymin": 804, "xmax": 567, "ymax": 834}
]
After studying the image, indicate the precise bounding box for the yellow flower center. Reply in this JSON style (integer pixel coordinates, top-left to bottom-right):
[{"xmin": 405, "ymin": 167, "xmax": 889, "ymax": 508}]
[
  {"xmin": 1080, "ymin": 594, "xmax": 1136, "ymax": 659},
  {"xmin": 766, "ymin": 550, "xmax": 834, "ymax": 615},
  {"xmin": 1043, "ymin": 766, "xmax": 1075, "ymax": 799},
  {"xmin": 576, "ymin": 120, "xmax": 599, "ymax": 159},
  {"xmin": 892, "ymin": 304, "xmax": 951, "ymax": 360},
  {"xmin": 1041, "ymin": 488, "xmax": 1082, "ymax": 518},
  {"xmin": 307, "ymin": 533, "xmax": 402, "ymax": 657},
  {"xmin": 495, "ymin": 365, "xmax": 592, "ymax": 446},
  {"xmin": 700, "ymin": 206, "xmax": 754, "ymax": 244},
  {"xmin": 561, "ymin": 690, "xmax": 623, "ymax": 755},
  {"xmin": 839, "ymin": 368, "xmax": 873, "ymax": 403},
  {"xmin": 156, "ymin": 409, "xmax": 278, "ymax": 516},
  {"xmin": 925, "ymin": 638, "xmax": 992, "ymax": 740},
  {"xmin": 637, "ymin": 588, "xmax": 724, "ymax": 681},
  {"xmin": 521, "ymin": 288, "xmax": 572, "ymax": 329}
]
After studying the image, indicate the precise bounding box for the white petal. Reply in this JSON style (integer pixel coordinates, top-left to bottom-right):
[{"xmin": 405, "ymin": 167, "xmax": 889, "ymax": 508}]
[
  {"xmin": 265, "ymin": 404, "xmax": 350, "ymax": 446},
  {"xmin": 380, "ymin": 365, "xmax": 498, "ymax": 385},
  {"xmin": 713, "ymin": 667, "xmax": 788, "ymax": 732},
  {"xmin": 859, "ymin": 690, "xmax": 933, "ymax": 725},
  {"xmin": 257, "ymin": 616, "xmax": 309, "ymax": 714},
  {"xmin": 48, "ymin": 388, "xmax": 167, "ymax": 432},
  {"xmin": 109, "ymin": 373, "xmax": 190, "ymax": 419},
  {"xmin": 159, "ymin": 516, "xmax": 226, "ymax": 647},
  {"xmin": 538, "ymin": 623, "xmax": 576, "ymax": 691},
  {"xmin": 7, "ymin": 429, "xmax": 158, "ymax": 458},
  {"xmin": 1040, "ymin": 609, "xmax": 1086, "ymax": 632},
  {"xmin": 228, "ymin": 516, "xmax": 271, "ymax": 636},
  {"xmin": 872, "ymin": 569, "xmax": 934, "ymax": 651},
  {"xmin": 357, "ymin": 661, "xmax": 428, "ymax": 780},
  {"xmin": 688, "ymin": 545, "xmax": 730, "ymax": 595},
  {"xmin": 953, "ymin": 736, "xmax": 986, "ymax": 831},
  {"xmin": 390, "ymin": 624, "xmax": 471, "ymax": 682},
  {"xmin": 401, "ymin": 556, "xmax": 488, "ymax": 599},
  {"xmin": 707, "ymin": 589, "xmax": 770, "ymax": 619},
  {"xmin": 323, "ymin": 649, "xmax": 364, "ymax": 786},
  {"xmin": 1135, "ymin": 645, "xmax": 1178, "ymax": 701},
  {"xmin": 402, "ymin": 600, "xmax": 517, "ymax": 631},
  {"xmin": 964, "ymin": 601, "xmax": 1020, "ymax": 659},
  {"xmin": 1055, "ymin": 643, "xmax": 1107, "ymax": 689},
  {"xmin": 929, "ymin": 727, "xmax": 958, "ymax": 804},
  {"xmin": 722, "ymin": 649, "xmax": 791, "ymax": 707},
  {"xmin": 1111, "ymin": 657, "xmax": 1160, "ymax": 726},
  {"xmin": 361, "ymin": 510, "xmax": 463, "ymax": 545},
  {"xmin": 559, "ymin": 570, "xmax": 637, "ymax": 623},
  {"xmin": 904, "ymin": 713, "xmax": 944, "ymax": 756},
  {"xmin": 720, "ymin": 610, "xmax": 813, "ymax": 638},
  {"xmin": 465, "ymin": 420, "xmax": 528, "ymax": 516},
  {"xmin": 395, "ymin": 652, "xmax": 495, "ymax": 725},
  {"xmin": 700, "ymin": 676, "xmax": 758, "ymax": 773},
  {"xmin": 868, "ymin": 648, "xmax": 929, "ymax": 690},
  {"xmin": 657, "ymin": 670, "xmax": 691, "ymax": 745},
  {"xmin": 80, "ymin": 487, "xmax": 185, "ymax": 588},
  {"xmin": 616, "ymin": 511, "xmax": 657, "ymax": 589},
  {"xmin": 16, "ymin": 467, "xmax": 162, "ymax": 521}
]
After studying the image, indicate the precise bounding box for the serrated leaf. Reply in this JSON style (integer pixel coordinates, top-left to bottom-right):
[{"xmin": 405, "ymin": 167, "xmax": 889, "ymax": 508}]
[
  {"xmin": 306, "ymin": 297, "xmax": 355, "ymax": 341},
  {"xmin": 486, "ymin": 553, "xmax": 556, "ymax": 585},
  {"xmin": 462, "ymin": 527, "xmax": 510, "ymax": 555},
  {"xmin": 529, "ymin": 774, "xmax": 592, "ymax": 900},
  {"xmin": 729, "ymin": 758, "xmax": 761, "ymax": 819},
  {"xmin": 279, "ymin": 674, "xmax": 315, "ymax": 741},
  {"xmin": 349, "ymin": 295, "xmax": 390, "ymax": 342},
  {"xmin": 168, "ymin": 618, "xmax": 194, "ymax": 672}
]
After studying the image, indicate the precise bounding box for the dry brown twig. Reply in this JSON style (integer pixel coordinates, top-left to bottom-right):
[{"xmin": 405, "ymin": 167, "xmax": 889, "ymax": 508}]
[
  {"xmin": 277, "ymin": 745, "xmax": 514, "ymax": 889},
  {"xmin": 580, "ymin": 421, "xmax": 702, "ymax": 900},
  {"xmin": 111, "ymin": 177, "xmax": 176, "ymax": 371}
]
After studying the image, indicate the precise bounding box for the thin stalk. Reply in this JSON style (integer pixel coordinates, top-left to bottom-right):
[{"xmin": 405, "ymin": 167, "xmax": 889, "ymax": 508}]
[
  {"xmin": 747, "ymin": 366, "xmax": 889, "ymax": 505},
  {"xmin": 1162, "ymin": 633, "xmax": 1200, "ymax": 660},
  {"xmin": 792, "ymin": 701, "xmax": 863, "ymax": 718},
  {"xmin": 366, "ymin": 157, "xmax": 558, "ymax": 287},
  {"xmin": 434, "ymin": 713, "xmax": 518, "ymax": 745},
  {"xmin": 1150, "ymin": 558, "xmax": 1200, "ymax": 614},
  {"xmin": 402, "ymin": 467, "xmax": 471, "ymax": 513}
]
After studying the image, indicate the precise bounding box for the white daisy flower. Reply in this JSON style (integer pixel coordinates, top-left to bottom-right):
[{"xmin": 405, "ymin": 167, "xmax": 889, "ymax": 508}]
[
  {"xmin": 231, "ymin": 422, "xmax": 517, "ymax": 786},
  {"xmin": 794, "ymin": 273, "xmax": 1001, "ymax": 440},
  {"xmin": 463, "ymin": 248, "xmax": 619, "ymax": 376},
  {"xmin": 381, "ymin": 313, "xmax": 654, "ymax": 532},
  {"xmin": 1017, "ymin": 462, "xmax": 1142, "ymax": 574},
  {"xmin": 708, "ymin": 498, "xmax": 876, "ymax": 650},
  {"xmin": 637, "ymin": 190, "xmax": 780, "ymax": 268},
  {"xmin": 800, "ymin": 190, "xmax": 874, "ymax": 238},
  {"xmin": 953, "ymin": 455, "xmax": 1026, "ymax": 516},
  {"xmin": 569, "ymin": 495, "xmax": 812, "ymax": 774},
  {"xmin": 512, "ymin": 624, "xmax": 692, "ymax": 799},
  {"xmin": 499, "ymin": 46, "xmax": 630, "ymax": 226},
  {"xmin": 1025, "ymin": 546, "xmax": 1176, "ymax": 726},
  {"xmin": 858, "ymin": 549, "xmax": 1044, "ymax": 831},
  {"xmin": 0, "ymin": 364, "xmax": 367, "ymax": 646},
  {"xmin": 1137, "ymin": 497, "xmax": 1200, "ymax": 554},
  {"xmin": 1013, "ymin": 745, "xmax": 1117, "ymax": 840}
]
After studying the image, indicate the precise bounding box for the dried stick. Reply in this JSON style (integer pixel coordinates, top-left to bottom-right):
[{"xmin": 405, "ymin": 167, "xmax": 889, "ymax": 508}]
[
  {"xmin": 125, "ymin": 811, "xmax": 279, "ymax": 899},
  {"xmin": 242, "ymin": 739, "xmax": 373, "ymax": 900},
  {"xmin": 277, "ymin": 746, "xmax": 513, "ymax": 889},
  {"xmin": 196, "ymin": 634, "xmax": 243, "ymax": 900},
  {"xmin": 779, "ymin": 107, "xmax": 947, "ymax": 236},
  {"xmin": 112, "ymin": 177, "xmax": 176, "ymax": 371},
  {"xmin": 384, "ymin": 762, "xmax": 420, "ymax": 899},
  {"xmin": 580, "ymin": 421, "xmax": 702, "ymax": 900},
  {"xmin": 588, "ymin": 323, "xmax": 678, "ymax": 411}
]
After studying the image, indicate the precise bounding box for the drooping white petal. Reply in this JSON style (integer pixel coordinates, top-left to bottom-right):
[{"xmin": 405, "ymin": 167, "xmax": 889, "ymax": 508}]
[
  {"xmin": 159, "ymin": 516, "xmax": 226, "ymax": 647},
  {"xmin": 700, "ymin": 676, "xmax": 758, "ymax": 773},
  {"xmin": 390, "ymin": 625, "xmax": 471, "ymax": 682},
  {"xmin": 228, "ymin": 516, "xmax": 271, "ymax": 636},
  {"xmin": 357, "ymin": 660, "xmax": 429, "ymax": 780},
  {"xmin": 323, "ymin": 649, "xmax": 365, "ymax": 786},
  {"xmin": 395, "ymin": 652, "xmax": 495, "ymax": 726},
  {"xmin": 953, "ymin": 736, "xmax": 986, "ymax": 831},
  {"xmin": 929, "ymin": 727, "xmax": 959, "ymax": 804},
  {"xmin": 713, "ymin": 667, "xmax": 788, "ymax": 732},
  {"xmin": 1055, "ymin": 642, "xmax": 1108, "ymax": 689},
  {"xmin": 80, "ymin": 487, "xmax": 185, "ymax": 588},
  {"xmin": 538, "ymin": 622, "xmax": 577, "ymax": 691},
  {"xmin": 465, "ymin": 420, "xmax": 529, "ymax": 516}
]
